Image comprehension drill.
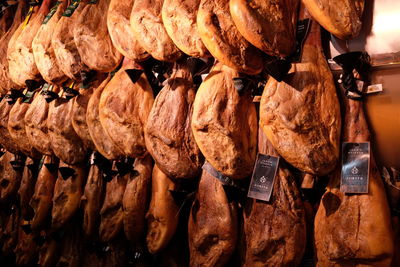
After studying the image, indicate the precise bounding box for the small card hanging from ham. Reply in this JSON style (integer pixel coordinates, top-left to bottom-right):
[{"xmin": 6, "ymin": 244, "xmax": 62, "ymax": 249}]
[
  {"xmin": 247, "ymin": 153, "xmax": 279, "ymax": 202},
  {"xmin": 341, "ymin": 142, "xmax": 370, "ymax": 194}
]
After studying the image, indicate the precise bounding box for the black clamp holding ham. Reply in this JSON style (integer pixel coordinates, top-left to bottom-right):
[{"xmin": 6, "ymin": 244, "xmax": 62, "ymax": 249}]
[
  {"xmin": 261, "ymin": 18, "xmax": 312, "ymax": 82},
  {"xmin": 202, "ymin": 161, "xmax": 249, "ymax": 203},
  {"xmin": 125, "ymin": 69, "xmax": 144, "ymax": 84},
  {"xmin": 63, "ymin": 86, "xmax": 79, "ymax": 100},
  {"xmin": 80, "ymin": 70, "xmax": 97, "ymax": 89},
  {"xmin": 333, "ymin": 51, "xmax": 371, "ymax": 100},
  {"xmin": 168, "ymin": 176, "xmax": 199, "ymax": 209},
  {"xmin": 186, "ymin": 56, "xmax": 213, "ymax": 87},
  {"xmin": 59, "ymin": 166, "xmax": 76, "ymax": 180},
  {"xmin": 25, "ymin": 79, "xmax": 43, "ymax": 92},
  {"xmin": 4, "ymin": 89, "xmax": 24, "ymax": 104},
  {"xmin": 10, "ymin": 154, "xmax": 26, "ymax": 171},
  {"xmin": 89, "ymin": 151, "xmax": 114, "ymax": 180}
]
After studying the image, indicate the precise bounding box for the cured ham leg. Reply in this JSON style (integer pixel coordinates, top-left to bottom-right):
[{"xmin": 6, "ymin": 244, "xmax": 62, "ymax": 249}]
[
  {"xmin": 259, "ymin": 17, "xmax": 341, "ymax": 176},
  {"xmin": 86, "ymin": 76, "xmax": 124, "ymax": 161},
  {"xmin": 145, "ymin": 62, "xmax": 203, "ymax": 179},
  {"xmin": 0, "ymin": 1, "xmax": 27, "ymax": 94},
  {"xmin": 32, "ymin": 0, "xmax": 68, "ymax": 85},
  {"xmin": 52, "ymin": 0, "xmax": 88, "ymax": 81},
  {"xmin": 302, "ymin": 0, "xmax": 364, "ymax": 40},
  {"xmin": 30, "ymin": 156, "xmax": 59, "ymax": 232},
  {"xmin": 107, "ymin": 0, "xmax": 149, "ymax": 61},
  {"xmin": 81, "ymin": 154, "xmax": 107, "ymax": 239},
  {"xmin": 122, "ymin": 155, "xmax": 153, "ymax": 244},
  {"xmin": 52, "ymin": 161, "xmax": 86, "ymax": 230},
  {"xmin": 130, "ymin": 0, "xmax": 182, "ymax": 62},
  {"xmin": 188, "ymin": 169, "xmax": 238, "ymax": 266},
  {"xmin": 192, "ymin": 62, "xmax": 257, "ymax": 179},
  {"xmin": 99, "ymin": 59, "xmax": 154, "ymax": 159},
  {"xmin": 161, "ymin": 0, "xmax": 209, "ymax": 58},
  {"xmin": 146, "ymin": 165, "xmax": 179, "ymax": 254},
  {"xmin": 230, "ymin": 0, "xmax": 299, "ymax": 57},
  {"xmin": 7, "ymin": 0, "xmax": 57, "ymax": 87},
  {"xmin": 18, "ymin": 158, "xmax": 39, "ymax": 220},
  {"xmin": 0, "ymin": 95, "xmax": 21, "ymax": 154},
  {"xmin": 99, "ymin": 161, "xmax": 129, "ymax": 242},
  {"xmin": 242, "ymin": 128, "xmax": 306, "ymax": 266},
  {"xmin": 0, "ymin": 152, "xmax": 23, "ymax": 203},
  {"xmin": 314, "ymin": 87, "xmax": 394, "ymax": 266},
  {"xmin": 197, "ymin": 0, "xmax": 263, "ymax": 74},
  {"xmin": 73, "ymin": 0, "xmax": 122, "ymax": 72},
  {"xmin": 8, "ymin": 94, "xmax": 42, "ymax": 159}
]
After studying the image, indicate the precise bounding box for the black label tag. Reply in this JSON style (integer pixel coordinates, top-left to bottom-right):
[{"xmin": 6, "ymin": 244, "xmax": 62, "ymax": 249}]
[
  {"xmin": 125, "ymin": 69, "xmax": 144, "ymax": 84},
  {"xmin": 42, "ymin": 1, "xmax": 61, "ymax": 24},
  {"xmin": 89, "ymin": 0, "xmax": 98, "ymax": 3},
  {"xmin": 202, "ymin": 161, "xmax": 246, "ymax": 192},
  {"xmin": 63, "ymin": 87, "xmax": 79, "ymax": 100},
  {"xmin": 290, "ymin": 19, "xmax": 311, "ymax": 63},
  {"xmin": 341, "ymin": 142, "xmax": 370, "ymax": 194},
  {"xmin": 62, "ymin": 0, "xmax": 80, "ymax": 17},
  {"xmin": 247, "ymin": 153, "xmax": 279, "ymax": 201}
]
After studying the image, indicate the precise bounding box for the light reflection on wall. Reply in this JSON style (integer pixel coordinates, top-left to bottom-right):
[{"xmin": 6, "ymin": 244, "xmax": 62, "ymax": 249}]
[{"xmin": 365, "ymin": 1, "xmax": 400, "ymax": 54}]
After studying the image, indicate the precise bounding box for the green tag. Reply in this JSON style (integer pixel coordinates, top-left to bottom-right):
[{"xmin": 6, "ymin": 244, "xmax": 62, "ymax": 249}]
[
  {"xmin": 42, "ymin": 1, "xmax": 61, "ymax": 24},
  {"xmin": 23, "ymin": 90, "xmax": 35, "ymax": 103},
  {"xmin": 62, "ymin": 0, "xmax": 80, "ymax": 17}
]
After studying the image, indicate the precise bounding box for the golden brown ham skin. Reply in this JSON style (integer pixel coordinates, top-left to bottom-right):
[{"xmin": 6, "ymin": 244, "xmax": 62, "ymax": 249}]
[
  {"xmin": 188, "ymin": 169, "xmax": 238, "ymax": 267},
  {"xmin": 192, "ymin": 63, "xmax": 257, "ymax": 179},
  {"xmin": 230, "ymin": 0, "xmax": 299, "ymax": 57}
]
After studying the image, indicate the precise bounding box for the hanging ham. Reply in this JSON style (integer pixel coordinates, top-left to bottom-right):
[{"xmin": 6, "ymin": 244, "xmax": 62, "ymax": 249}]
[
  {"xmin": 86, "ymin": 75, "xmax": 124, "ymax": 160},
  {"xmin": 99, "ymin": 59, "xmax": 154, "ymax": 159},
  {"xmin": 0, "ymin": 1, "xmax": 27, "ymax": 94},
  {"xmin": 0, "ymin": 95, "xmax": 22, "ymax": 154},
  {"xmin": 259, "ymin": 19, "xmax": 341, "ymax": 176},
  {"xmin": 32, "ymin": 0, "xmax": 68, "ymax": 85},
  {"xmin": 7, "ymin": 0, "xmax": 56, "ymax": 87},
  {"xmin": 107, "ymin": 0, "xmax": 149, "ymax": 61},
  {"xmin": 8, "ymin": 93, "xmax": 42, "ymax": 159},
  {"xmin": 47, "ymin": 85, "xmax": 87, "ymax": 165},
  {"xmin": 81, "ymin": 154, "xmax": 107, "ymax": 238},
  {"xmin": 314, "ymin": 85, "xmax": 394, "ymax": 266},
  {"xmin": 302, "ymin": 0, "xmax": 364, "ymax": 40},
  {"xmin": 145, "ymin": 62, "xmax": 203, "ymax": 179},
  {"xmin": 192, "ymin": 63, "xmax": 257, "ymax": 179},
  {"xmin": 122, "ymin": 155, "xmax": 153, "ymax": 244},
  {"xmin": 162, "ymin": 0, "xmax": 209, "ymax": 58},
  {"xmin": 146, "ymin": 165, "xmax": 179, "ymax": 254},
  {"xmin": 99, "ymin": 162, "xmax": 128, "ymax": 242},
  {"xmin": 197, "ymin": 0, "xmax": 263, "ymax": 75},
  {"xmin": 71, "ymin": 73, "xmax": 107, "ymax": 151},
  {"xmin": 30, "ymin": 156, "xmax": 59, "ymax": 232},
  {"xmin": 52, "ymin": 0, "xmax": 88, "ymax": 81},
  {"xmin": 242, "ymin": 128, "xmax": 306, "ymax": 266},
  {"xmin": 130, "ymin": 0, "xmax": 182, "ymax": 62},
  {"xmin": 73, "ymin": 0, "xmax": 122, "ymax": 72},
  {"xmin": 188, "ymin": 169, "xmax": 238, "ymax": 266},
  {"xmin": 18, "ymin": 158, "xmax": 39, "ymax": 220},
  {"xmin": 25, "ymin": 85, "xmax": 59, "ymax": 156},
  {"xmin": 0, "ymin": 152, "xmax": 23, "ymax": 203},
  {"xmin": 230, "ymin": 0, "xmax": 299, "ymax": 57},
  {"xmin": 52, "ymin": 161, "xmax": 86, "ymax": 229}
]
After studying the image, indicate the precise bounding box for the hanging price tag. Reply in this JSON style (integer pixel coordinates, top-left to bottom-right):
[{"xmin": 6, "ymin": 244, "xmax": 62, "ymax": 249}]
[
  {"xmin": 341, "ymin": 142, "xmax": 370, "ymax": 194},
  {"xmin": 42, "ymin": 1, "xmax": 61, "ymax": 24},
  {"xmin": 247, "ymin": 153, "xmax": 279, "ymax": 201},
  {"xmin": 62, "ymin": 0, "xmax": 80, "ymax": 17}
]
